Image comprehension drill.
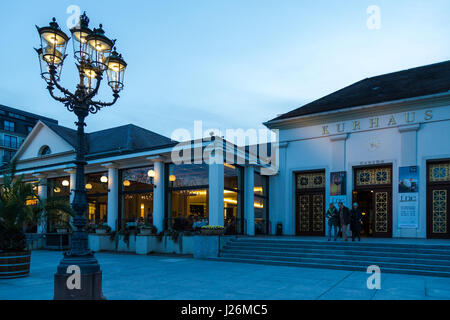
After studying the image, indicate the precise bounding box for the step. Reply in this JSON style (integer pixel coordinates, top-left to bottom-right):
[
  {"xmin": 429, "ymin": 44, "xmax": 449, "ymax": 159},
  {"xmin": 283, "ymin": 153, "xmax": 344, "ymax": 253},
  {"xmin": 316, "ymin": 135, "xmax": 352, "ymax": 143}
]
[
  {"xmin": 230, "ymin": 239, "xmax": 450, "ymax": 250},
  {"xmin": 221, "ymin": 248, "xmax": 450, "ymax": 265},
  {"xmin": 222, "ymin": 246, "xmax": 450, "ymax": 260},
  {"xmin": 212, "ymin": 257, "xmax": 450, "ymax": 278},
  {"xmin": 220, "ymin": 253, "xmax": 450, "ymax": 272},
  {"xmin": 224, "ymin": 243, "xmax": 450, "ymax": 256}
]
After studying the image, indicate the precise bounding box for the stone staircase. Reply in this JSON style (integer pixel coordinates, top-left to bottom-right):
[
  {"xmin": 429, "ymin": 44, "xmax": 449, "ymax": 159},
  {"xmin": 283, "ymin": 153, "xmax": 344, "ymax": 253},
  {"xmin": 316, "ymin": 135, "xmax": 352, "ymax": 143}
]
[{"xmin": 216, "ymin": 237, "xmax": 450, "ymax": 277}]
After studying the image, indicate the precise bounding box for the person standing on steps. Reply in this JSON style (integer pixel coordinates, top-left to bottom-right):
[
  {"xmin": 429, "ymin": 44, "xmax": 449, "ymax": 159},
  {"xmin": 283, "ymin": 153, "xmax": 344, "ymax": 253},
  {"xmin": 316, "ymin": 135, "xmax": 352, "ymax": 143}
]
[
  {"xmin": 350, "ymin": 202, "xmax": 363, "ymax": 241},
  {"xmin": 326, "ymin": 203, "xmax": 339, "ymax": 241},
  {"xmin": 338, "ymin": 202, "xmax": 351, "ymax": 241}
]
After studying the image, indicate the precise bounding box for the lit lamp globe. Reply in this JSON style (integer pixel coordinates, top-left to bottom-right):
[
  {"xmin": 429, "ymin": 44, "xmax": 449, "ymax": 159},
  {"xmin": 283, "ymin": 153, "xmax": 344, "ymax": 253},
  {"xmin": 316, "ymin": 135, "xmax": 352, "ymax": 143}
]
[
  {"xmin": 62, "ymin": 180, "xmax": 70, "ymax": 187},
  {"xmin": 147, "ymin": 169, "xmax": 155, "ymax": 178},
  {"xmin": 100, "ymin": 176, "xmax": 108, "ymax": 183},
  {"xmin": 169, "ymin": 175, "xmax": 176, "ymax": 182},
  {"xmin": 85, "ymin": 183, "xmax": 93, "ymax": 190},
  {"xmin": 106, "ymin": 48, "xmax": 127, "ymax": 92},
  {"xmin": 123, "ymin": 180, "xmax": 131, "ymax": 187},
  {"xmin": 85, "ymin": 24, "xmax": 115, "ymax": 71}
]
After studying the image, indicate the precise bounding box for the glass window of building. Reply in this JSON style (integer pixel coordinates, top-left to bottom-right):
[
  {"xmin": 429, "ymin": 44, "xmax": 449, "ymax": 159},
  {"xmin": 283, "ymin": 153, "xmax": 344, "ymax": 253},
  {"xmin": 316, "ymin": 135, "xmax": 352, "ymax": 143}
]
[
  {"xmin": 4, "ymin": 120, "xmax": 15, "ymax": 132},
  {"xmin": 120, "ymin": 166, "xmax": 155, "ymax": 229},
  {"xmin": 167, "ymin": 164, "xmax": 209, "ymax": 231},
  {"xmin": 254, "ymin": 171, "xmax": 269, "ymax": 235},
  {"xmin": 224, "ymin": 163, "xmax": 243, "ymax": 235},
  {"xmin": 4, "ymin": 135, "xmax": 18, "ymax": 148},
  {"xmin": 47, "ymin": 177, "xmax": 71, "ymax": 232},
  {"xmin": 85, "ymin": 172, "xmax": 108, "ymax": 224}
]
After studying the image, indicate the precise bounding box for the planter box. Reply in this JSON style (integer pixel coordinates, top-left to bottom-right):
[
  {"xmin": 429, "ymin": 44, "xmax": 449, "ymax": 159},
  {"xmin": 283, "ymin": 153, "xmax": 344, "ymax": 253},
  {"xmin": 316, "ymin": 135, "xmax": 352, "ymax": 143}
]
[
  {"xmin": 193, "ymin": 235, "xmax": 236, "ymax": 259},
  {"xmin": 136, "ymin": 235, "xmax": 194, "ymax": 255},
  {"xmin": 139, "ymin": 229, "xmax": 154, "ymax": 236},
  {"xmin": 116, "ymin": 234, "xmax": 136, "ymax": 252},
  {"xmin": 95, "ymin": 229, "xmax": 107, "ymax": 234},
  {"xmin": 200, "ymin": 229, "xmax": 224, "ymax": 236},
  {"xmin": 0, "ymin": 251, "xmax": 31, "ymax": 279},
  {"xmin": 88, "ymin": 234, "xmax": 115, "ymax": 252}
]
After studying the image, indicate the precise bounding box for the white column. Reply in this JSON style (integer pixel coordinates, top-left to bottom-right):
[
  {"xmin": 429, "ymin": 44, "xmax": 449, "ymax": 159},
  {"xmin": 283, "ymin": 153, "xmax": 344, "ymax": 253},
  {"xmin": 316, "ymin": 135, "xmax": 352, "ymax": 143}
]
[
  {"xmin": 245, "ymin": 166, "xmax": 255, "ymax": 236},
  {"xmin": 153, "ymin": 160, "xmax": 165, "ymax": 233},
  {"xmin": 104, "ymin": 164, "xmax": 119, "ymax": 231},
  {"xmin": 208, "ymin": 162, "xmax": 224, "ymax": 226},
  {"xmin": 37, "ymin": 177, "xmax": 47, "ymax": 234},
  {"xmin": 64, "ymin": 169, "xmax": 76, "ymax": 203},
  {"xmin": 399, "ymin": 124, "xmax": 420, "ymax": 166}
]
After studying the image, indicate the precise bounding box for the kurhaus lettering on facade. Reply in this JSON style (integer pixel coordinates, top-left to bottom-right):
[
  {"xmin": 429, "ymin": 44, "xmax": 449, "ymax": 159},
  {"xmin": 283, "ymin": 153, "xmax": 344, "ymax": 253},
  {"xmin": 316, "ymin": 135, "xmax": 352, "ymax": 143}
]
[{"xmin": 321, "ymin": 110, "xmax": 433, "ymax": 136}]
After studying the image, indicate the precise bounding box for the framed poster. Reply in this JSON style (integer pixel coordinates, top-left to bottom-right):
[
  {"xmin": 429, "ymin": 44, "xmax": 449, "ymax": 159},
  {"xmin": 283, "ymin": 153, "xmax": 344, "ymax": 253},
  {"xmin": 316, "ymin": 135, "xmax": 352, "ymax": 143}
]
[
  {"xmin": 330, "ymin": 171, "xmax": 347, "ymax": 196},
  {"xmin": 398, "ymin": 166, "xmax": 419, "ymax": 228}
]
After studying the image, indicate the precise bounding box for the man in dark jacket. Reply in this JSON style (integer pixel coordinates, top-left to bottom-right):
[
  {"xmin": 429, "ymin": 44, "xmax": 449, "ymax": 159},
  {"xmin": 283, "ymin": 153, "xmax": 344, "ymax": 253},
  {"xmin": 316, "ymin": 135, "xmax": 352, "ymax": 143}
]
[
  {"xmin": 350, "ymin": 202, "xmax": 363, "ymax": 241},
  {"xmin": 338, "ymin": 202, "xmax": 351, "ymax": 241},
  {"xmin": 326, "ymin": 203, "xmax": 339, "ymax": 241}
]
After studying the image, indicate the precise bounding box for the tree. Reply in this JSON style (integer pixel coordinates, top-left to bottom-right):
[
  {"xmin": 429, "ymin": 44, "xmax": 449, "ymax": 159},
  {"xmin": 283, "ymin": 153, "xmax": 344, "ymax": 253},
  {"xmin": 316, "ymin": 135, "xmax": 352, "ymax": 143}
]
[{"xmin": 0, "ymin": 160, "xmax": 74, "ymax": 252}]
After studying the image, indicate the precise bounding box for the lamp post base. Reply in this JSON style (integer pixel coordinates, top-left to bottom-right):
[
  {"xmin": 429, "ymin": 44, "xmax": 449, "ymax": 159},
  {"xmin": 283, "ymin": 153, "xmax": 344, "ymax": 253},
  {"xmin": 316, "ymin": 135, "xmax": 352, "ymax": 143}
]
[
  {"xmin": 54, "ymin": 271, "xmax": 105, "ymax": 300},
  {"xmin": 53, "ymin": 254, "xmax": 106, "ymax": 300}
]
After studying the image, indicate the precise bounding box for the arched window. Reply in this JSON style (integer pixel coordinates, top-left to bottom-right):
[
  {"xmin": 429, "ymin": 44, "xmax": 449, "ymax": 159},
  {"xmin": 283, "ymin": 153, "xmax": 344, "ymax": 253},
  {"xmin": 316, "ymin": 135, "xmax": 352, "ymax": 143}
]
[{"xmin": 38, "ymin": 145, "xmax": 51, "ymax": 157}]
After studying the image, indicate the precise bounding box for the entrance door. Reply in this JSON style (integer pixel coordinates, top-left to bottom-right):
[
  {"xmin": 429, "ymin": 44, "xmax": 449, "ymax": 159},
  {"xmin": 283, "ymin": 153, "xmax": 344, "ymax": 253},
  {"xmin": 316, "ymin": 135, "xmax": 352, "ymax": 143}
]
[
  {"xmin": 427, "ymin": 162, "xmax": 450, "ymax": 239},
  {"xmin": 295, "ymin": 171, "xmax": 325, "ymax": 236},
  {"xmin": 354, "ymin": 166, "xmax": 393, "ymax": 238}
]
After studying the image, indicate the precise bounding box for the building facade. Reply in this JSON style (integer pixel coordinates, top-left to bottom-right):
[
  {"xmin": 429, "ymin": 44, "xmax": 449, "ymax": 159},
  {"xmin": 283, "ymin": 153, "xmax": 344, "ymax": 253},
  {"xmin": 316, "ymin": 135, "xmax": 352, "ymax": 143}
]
[
  {"xmin": 10, "ymin": 121, "xmax": 269, "ymax": 236},
  {"xmin": 5, "ymin": 61, "xmax": 450, "ymax": 240},
  {"xmin": 0, "ymin": 104, "xmax": 57, "ymax": 165},
  {"xmin": 265, "ymin": 61, "xmax": 450, "ymax": 239}
]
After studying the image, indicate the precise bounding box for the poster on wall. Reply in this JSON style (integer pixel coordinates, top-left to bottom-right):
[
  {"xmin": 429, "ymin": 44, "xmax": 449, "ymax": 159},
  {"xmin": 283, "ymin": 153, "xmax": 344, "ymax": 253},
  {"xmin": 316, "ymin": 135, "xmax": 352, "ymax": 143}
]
[
  {"xmin": 330, "ymin": 171, "xmax": 347, "ymax": 206},
  {"xmin": 398, "ymin": 166, "xmax": 419, "ymax": 228}
]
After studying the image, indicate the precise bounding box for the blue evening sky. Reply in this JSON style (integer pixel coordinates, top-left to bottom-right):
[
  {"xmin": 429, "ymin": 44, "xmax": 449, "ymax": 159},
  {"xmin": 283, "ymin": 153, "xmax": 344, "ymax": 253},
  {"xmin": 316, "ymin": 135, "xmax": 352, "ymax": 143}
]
[{"xmin": 0, "ymin": 0, "xmax": 449, "ymax": 138}]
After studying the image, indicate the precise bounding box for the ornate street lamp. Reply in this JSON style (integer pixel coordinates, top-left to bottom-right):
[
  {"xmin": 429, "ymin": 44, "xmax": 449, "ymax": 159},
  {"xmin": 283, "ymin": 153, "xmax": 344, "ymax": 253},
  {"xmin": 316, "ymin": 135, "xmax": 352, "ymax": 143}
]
[{"xmin": 35, "ymin": 13, "xmax": 127, "ymax": 300}]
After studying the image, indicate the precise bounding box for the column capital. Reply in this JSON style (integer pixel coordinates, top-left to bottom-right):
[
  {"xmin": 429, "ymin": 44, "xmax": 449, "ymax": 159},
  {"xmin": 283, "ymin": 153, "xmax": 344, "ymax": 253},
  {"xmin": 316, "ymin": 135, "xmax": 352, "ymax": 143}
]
[
  {"xmin": 101, "ymin": 162, "xmax": 119, "ymax": 169},
  {"xmin": 329, "ymin": 133, "xmax": 348, "ymax": 142},
  {"xmin": 398, "ymin": 123, "xmax": 420, "ymax": 133},
  {"xmin": 32, "ymin": 172, "xmax": 48, "ymax": 179},
  {"xmin": 146, "ymin": 155, "xmax": 165, "ymax": 163},
  {"xmin": 64, "ymin": 167, "xmax": 76, "ymax": 174}
]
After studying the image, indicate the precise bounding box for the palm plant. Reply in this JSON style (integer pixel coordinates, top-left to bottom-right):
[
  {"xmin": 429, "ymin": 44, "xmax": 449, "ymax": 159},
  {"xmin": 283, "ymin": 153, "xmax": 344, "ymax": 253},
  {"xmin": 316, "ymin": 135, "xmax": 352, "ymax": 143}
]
[{"xmin": 0, "ymin": 160, "xmax": 74, "ymax": 252}]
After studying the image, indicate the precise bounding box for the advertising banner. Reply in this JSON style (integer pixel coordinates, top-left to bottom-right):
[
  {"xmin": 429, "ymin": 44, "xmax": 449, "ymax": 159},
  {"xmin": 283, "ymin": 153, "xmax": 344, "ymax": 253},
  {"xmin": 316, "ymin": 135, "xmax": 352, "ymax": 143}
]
[{"xmin": 398, "ymin": 166, "xmax": 419, "ymax": 228}]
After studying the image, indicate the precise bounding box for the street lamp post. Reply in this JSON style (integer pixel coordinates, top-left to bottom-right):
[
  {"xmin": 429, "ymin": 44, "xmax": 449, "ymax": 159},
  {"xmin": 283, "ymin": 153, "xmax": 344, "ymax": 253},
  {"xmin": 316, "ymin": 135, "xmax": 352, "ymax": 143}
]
[{"xmin": 35, "ymin": 13, "xmax": 127, "ymax": 300}]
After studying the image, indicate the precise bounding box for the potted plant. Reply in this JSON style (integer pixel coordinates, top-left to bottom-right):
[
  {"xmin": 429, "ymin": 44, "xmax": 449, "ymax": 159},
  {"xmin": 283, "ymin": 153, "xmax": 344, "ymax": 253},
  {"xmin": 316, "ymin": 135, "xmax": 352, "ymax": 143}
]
[
  {"xmin": 139, "ymin": 223, "xmax": 157, "ymax": 235},
  {"xmin": 0, "ymin": 161, "xmax": 74, "ymax": 279},
  {"xmin": 200, "ymin": 225, "xmax": 225, "ymax": 236}
]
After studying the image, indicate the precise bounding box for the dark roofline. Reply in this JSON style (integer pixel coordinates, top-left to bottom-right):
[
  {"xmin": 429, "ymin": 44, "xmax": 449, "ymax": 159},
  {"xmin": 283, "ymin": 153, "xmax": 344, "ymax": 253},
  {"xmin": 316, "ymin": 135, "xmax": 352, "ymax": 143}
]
[
  {"xmin": 0, "ymin": 104, "xmax": 58, "ymax": 124},
  {"xmin": 267, "ymin": 60, "xmax": 450, "ymax": 123}
]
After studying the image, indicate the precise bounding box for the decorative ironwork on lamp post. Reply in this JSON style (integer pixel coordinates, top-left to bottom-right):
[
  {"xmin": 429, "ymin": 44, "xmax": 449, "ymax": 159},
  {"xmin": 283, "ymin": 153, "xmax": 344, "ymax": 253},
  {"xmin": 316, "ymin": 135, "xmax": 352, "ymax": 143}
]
[{"xmin": 35, "ymin": 12, "xmax": 127, "ymax": 300}]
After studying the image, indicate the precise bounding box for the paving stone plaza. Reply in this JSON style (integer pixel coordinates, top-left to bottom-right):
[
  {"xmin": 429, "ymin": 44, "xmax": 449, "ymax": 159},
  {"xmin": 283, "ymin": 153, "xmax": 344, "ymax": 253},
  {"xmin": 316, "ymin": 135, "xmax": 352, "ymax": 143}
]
[{"xmin": 1, "ymin": 250, "xmax": 450, "ymax": 300}]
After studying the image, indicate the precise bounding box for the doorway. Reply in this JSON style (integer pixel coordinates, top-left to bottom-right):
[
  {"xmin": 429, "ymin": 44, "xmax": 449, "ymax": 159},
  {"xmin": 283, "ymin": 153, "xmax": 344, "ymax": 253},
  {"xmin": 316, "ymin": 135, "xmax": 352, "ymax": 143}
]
[
  {"xmin": 353, "ymin": 166, "xmax": 393, "ymax": 238},
  {"xmin": 352, "ymin": 190, "xmax": 373, "ymax": 237},
  {"xmin": 295, "ymin": 170, "xmax": 326, "ymax": 236}
]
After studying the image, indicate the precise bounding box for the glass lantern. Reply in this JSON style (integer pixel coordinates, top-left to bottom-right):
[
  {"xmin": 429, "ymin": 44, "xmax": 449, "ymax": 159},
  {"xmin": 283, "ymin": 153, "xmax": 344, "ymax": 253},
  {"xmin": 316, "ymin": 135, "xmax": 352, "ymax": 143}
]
[
  {"xmin": 70, "ymin": 12, "xmax": 92, "ymax": 63},
  {"xmin": 86, "ymin": 24, "xmax": 115, "ymax": 71},
  {"xmin": 36, "ymin": 18, "xmax": 69, "ymax": 67},
  {"xmin": 77, "ymin": 62, "xmax": 99, "ymax": 93},
  {"xmin": 105, "ymin": 48, "xmax": 127, "ymax": 92}
]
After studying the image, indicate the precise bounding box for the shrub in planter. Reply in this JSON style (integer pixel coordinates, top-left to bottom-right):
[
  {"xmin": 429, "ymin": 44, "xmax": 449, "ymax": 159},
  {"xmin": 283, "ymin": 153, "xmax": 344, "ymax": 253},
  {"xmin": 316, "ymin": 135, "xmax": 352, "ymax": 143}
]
[
  {"xmin": 0, "ymin": 161, "xmax": 74, "ymax": 279},
  {"xmin": 139, "ymin": 224, "xmax": 157, "ymax": 235},
  {"xmin": 200, "ymin": 225, "xmax": 225, "ymax": 235},
  {"xmin": 94, "ymin": 224, "xmax": 111, "ymax": 234}
]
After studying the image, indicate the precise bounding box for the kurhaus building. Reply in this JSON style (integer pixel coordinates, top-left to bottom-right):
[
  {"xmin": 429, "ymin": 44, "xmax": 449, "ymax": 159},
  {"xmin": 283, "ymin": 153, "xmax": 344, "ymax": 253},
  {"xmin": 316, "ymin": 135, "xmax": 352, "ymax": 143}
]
[
  {"xmin": 6, "ymin": 60, "xmax": 450, "ymax": 240},
  {"xmin": 265, "ymin": 60, "xmax": 450, "ymax": 239}
]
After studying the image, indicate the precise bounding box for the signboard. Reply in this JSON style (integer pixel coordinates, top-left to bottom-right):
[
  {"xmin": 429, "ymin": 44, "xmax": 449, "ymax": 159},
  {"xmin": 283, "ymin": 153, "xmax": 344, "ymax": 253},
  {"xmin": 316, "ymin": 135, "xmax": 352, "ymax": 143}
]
[
  {"xmin": 330, "ymin": 171, "xmax": 347, "ymax": 206},
  {"xmin": 398, "ymin": 166, "xmax": 419, "ymax": 228}
]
